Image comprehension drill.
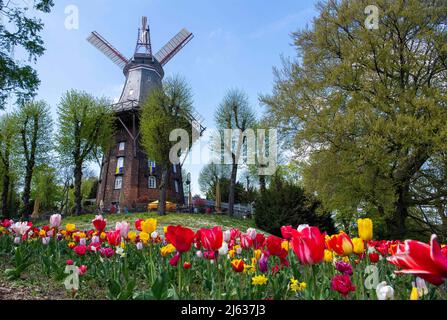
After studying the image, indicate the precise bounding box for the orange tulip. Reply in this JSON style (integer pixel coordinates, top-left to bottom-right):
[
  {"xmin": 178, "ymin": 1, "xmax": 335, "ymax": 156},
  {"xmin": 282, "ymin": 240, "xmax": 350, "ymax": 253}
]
[{"xmin": 327, "ymin": 232, "xmax": 354, "ymax": 256}]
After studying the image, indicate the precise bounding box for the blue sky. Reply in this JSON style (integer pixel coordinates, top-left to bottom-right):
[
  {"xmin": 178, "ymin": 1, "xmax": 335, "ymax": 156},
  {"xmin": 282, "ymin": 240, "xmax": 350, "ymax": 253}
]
[{"xmin": 3, "ymin": 0, "xmax": 318, "ymax": 196}]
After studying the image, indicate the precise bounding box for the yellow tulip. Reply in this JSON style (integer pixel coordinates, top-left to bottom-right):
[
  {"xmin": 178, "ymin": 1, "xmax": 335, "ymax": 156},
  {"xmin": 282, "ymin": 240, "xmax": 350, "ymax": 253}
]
[
  {"xmin": 352, "ymin": 237, "xmax": 365, "ymax": 254},
  {"xmin": 410, "ymin": 287, "xmax": 418, "ymax": 300},
  {"xmin": 228, "ymin": 249, "xmax": 235, "ymax": 258},
  {"xmin": 254, "ymin": 249, "xmax": 262, "ymax": 260},
  {"xmin": 160, "ymin": 244, "xmax": 176, "ymax": 256},
  {"xmin": 141, "ymin": 218, "xmax": 157, "ymax": 234},
  {"xmin": 39, "ymin": 229, "xmax": 46, "ymax": 237},
  {"xmin": 163, "ymin": 226, "xmax": 168, "ymax": 234},
  {"xmin": 139, "ymin": 232, "xmax": 150, "ymax": 243},
  {"xmin": 357, "ymin": 218, "xmax": 373, "ymax": 241},
  {"xmin": 281, "ymin": 240, "xmax": 289, "ymax": 251},
  {"xmin": 324, "ymin": 249, "xmax": 333, "ymax": 263},
  {"xmin": 65, "ymin": 223, "xmax": 76, "ymax": 232},
  {"xmin": 127, "ymin": 231, "xmax": 137, "ymax": 242}
]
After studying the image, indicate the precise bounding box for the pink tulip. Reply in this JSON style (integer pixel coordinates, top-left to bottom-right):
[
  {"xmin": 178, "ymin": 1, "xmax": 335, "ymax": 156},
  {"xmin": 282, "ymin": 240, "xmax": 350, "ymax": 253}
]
[
  {"xmin": 49, "ymin": 214, "xmax": 62, "ymax": 228},
  {"xmin": 115, "ymin": 221, "xmax": 130, "ymax": 238}
]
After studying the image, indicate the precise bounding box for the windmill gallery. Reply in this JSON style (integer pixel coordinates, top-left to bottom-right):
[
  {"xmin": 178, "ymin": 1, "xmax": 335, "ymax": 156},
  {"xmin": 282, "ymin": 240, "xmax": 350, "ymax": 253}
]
[{"xmin": 87, "ymin": 17, "xmax": 205, "ymax": 211}]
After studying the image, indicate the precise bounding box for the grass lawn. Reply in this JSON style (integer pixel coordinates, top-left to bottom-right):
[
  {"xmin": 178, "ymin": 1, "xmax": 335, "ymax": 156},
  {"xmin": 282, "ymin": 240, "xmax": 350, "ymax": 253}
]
[{"xmin": 40, "ymin": 212, "xmax": 262, "ymax": 233}]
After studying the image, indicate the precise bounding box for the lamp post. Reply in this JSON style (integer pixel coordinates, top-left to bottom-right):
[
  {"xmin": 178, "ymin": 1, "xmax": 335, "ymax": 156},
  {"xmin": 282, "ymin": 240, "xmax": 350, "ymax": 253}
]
[{"xmin": 186, "ymin": 172, "xmax": 192, "ymax": 213}]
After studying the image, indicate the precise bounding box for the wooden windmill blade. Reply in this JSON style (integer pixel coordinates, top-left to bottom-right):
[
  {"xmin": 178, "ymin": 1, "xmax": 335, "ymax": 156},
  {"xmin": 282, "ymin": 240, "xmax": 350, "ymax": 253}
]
[
  {"xmin": 87, "ymin": 31, "xmax": 129, "ymax": 69},
  {"xmin": 154, "ymin": 28, "xmax": 193, "ymax": 66}
]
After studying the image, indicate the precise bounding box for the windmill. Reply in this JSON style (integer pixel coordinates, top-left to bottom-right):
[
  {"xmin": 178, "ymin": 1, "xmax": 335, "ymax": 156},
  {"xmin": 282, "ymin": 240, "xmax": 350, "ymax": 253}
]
[{"xmin": 88, "ymin": 17, "xmax": 205, "ymax": 210}]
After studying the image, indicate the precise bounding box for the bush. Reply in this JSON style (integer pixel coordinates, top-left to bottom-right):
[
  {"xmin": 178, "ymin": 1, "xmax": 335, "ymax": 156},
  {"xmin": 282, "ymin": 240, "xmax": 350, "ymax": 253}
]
[{"xmin": 254, "ymin": 179, "xmax": 336, "ymax": 237}]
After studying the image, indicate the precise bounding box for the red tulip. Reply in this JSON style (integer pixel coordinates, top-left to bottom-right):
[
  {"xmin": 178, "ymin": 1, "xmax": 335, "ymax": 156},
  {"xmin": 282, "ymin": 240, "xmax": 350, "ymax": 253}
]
[
  {"xmin": 387, "ymin": 235, "xmax": 447, "ymax": 285},
  {"xmin": 231, "ymin": 259, "xmax": 245, "ymax": 272},
  {"xmin": 66, "ymin": 259, "xmax": 74, "ymax": 265},
  {"xmin": 183, "ymin": 261, "xmax": 191, "ymax": 269},
  {"xmin": 92, "ymin": 217, "xmax": 106, "ymax": 233},
  {"xmin": 254, "ymin": 233, "xmax": 266, "ymax": 249},
  {"xmin": 106, "ymin": 230, "xmax": 121, "ymax": 247},
  {"xmin": 135, "ymin": 219, "xmax": 144, "ymax": 231},
  {"xmin": 73, "ymin": 245, "xmax": 87, "ymax": 256},
  {"xmin": 291, "ymin": 225, "xmax": 325, "ymax": 265},
  {"xmin": 281, "ymin": 225, "xmax": 298, "ymax": 240},
  {"xmin": 165, "ymin": 225, "xmax": 195, "ymax": 253},
  {"xmin": 77, "ymin": 265, "xmax": 88, "ymax": 276},
  {"xmin": 169, "ymin": 252, "xmax": 181, "ymax": 266},
  {"xmin": 331, "ymin": 275, "xmax": 356, "ymax": 296},
  {"xmin": 200, "ymin": 226, "xmax": 223, "ymax": 252},
  {"xmin": 266, "ymin": 235, "xmax": 288, "ymax": 266},
  {"xmin": 240, "ymin": 234, "xmax": 253, "ymax": 249},
  {"xmin": 369, "ymin": 252, "xmax": 380, "ymax": 263}
]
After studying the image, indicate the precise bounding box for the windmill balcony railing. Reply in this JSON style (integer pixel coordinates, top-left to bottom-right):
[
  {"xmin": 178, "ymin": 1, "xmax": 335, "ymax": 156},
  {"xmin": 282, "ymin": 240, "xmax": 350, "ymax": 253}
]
[{"xmin": 111, "ymin": 99, "xmax": 140, "ymax": 112}]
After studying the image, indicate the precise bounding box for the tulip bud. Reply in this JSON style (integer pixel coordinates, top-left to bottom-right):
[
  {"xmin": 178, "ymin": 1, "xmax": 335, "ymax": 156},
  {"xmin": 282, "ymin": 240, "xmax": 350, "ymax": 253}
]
[
  {"xmin": 223, "ymin": 230, "xmax": 231, "ymax": 242},
  {"xmin": 196, "ymin": 250, "xmax": 203, "ymax": 258},
  {"xmin": 357, "ymin": 218, "xmax": 373, "ymax": 241},
  {"xmin": 136, "ymin": 242, "xmax": 143, "ymax": 250},
  {"xmin": 376, "ymin": 281, "xmax": 394, "ymax": 300}
]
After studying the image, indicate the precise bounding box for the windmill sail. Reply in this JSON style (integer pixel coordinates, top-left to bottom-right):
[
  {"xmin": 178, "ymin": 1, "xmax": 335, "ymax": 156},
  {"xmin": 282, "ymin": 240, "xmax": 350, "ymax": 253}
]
[
  {"xmin": 87, "ymin": 31, "xmax": 128, "ymax": 69},
  {"xmin": 154, "ymin": 28, "xmax": 193, "ymax": 66}
]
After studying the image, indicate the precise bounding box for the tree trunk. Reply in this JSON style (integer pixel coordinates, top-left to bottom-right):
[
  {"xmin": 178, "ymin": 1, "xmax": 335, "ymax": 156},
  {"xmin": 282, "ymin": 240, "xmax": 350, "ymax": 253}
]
[
  {"xmin": 158, "ymin": 165, "xmax": 169, "ymax": 216},
  {"xmin": 259, "ymin": 175, "xmax": 266, "ymax": 193},
  {"xmin": 228, "ymin": 162, "xmax": 238, "ymax": 216},
  {"xmin": 1, "ymin": 171, "xmax": 9, "ymax": 218},
  {"xmin": 22, "ymin": 164, "xmax": 33, "ymax": 221},
  {"xmin": 387, "ymin": 186, "xmax": 408, "ymax": 239},
  {"xmin": 74, "ymin": 162, "xmax": 83, "ymax": 216}
]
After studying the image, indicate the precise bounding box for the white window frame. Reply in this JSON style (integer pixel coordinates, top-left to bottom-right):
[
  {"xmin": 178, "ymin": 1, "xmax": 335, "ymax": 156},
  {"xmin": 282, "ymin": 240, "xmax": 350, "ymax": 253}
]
[
  {"xmin": 148, "ymin": 160, "xmax": 156, "ymax": 168},
  {"xmin": 118, "ymin": 141, "xmax": 125, "ymax": 151},
  {"xmin": 148, "ymin": 176, "xmax": 156, "ymax": 189},
  {"xmin": 116, "ymin": 157, "xmax": 124, "ymax": 174},
  {"xmin": 114, "ymin": 176, "xmax": 123, "ymax": 189}
]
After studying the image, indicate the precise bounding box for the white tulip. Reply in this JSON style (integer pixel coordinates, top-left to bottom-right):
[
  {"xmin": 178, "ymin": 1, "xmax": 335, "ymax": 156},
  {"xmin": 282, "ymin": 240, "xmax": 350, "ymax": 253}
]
[
  {"xmin": 218, "ymin": 242, "xmax": 228, "ymax": 255},
  {"xmin": 376, "ymin": 281, "xmax": 394, "ymax": 300}
]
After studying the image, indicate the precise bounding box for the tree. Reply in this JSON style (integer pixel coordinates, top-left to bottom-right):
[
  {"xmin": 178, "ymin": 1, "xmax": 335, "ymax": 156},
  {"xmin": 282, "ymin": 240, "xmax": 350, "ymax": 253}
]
[
  {"xmin": 57, "ymin": 90, "xmax": 114, "ymax": 215},
  {"xmin": 0, "ymin": 114, "xmax": 17, "ymax": 218},
  {"xmin": 15, "ymin": 100, "xmax": 52, "ymax": 220},
  {"xmin": 215, "ymin": 89, "xmax": 256, "ymax": 216},
  {"xmin": 0, "ymin": 0, "xmax": 54, "ymax": 107},
  {"xmin": 255, "ymin": 173, "xmax": 336, "ymax": 237},
  {"xmin": 31, "ymin": 164, "xmax": 62, "ymax": 215},
  {"xmin": 140, "ymin": 76, "xmax": 194, "ymax": 215},
  {"xmin": 198, "ymin": 162, "xmax": 231, "ymax": 196},
  {"xmin": 261, "ymin": 0, "xmax": 447, "ymax": 239}
]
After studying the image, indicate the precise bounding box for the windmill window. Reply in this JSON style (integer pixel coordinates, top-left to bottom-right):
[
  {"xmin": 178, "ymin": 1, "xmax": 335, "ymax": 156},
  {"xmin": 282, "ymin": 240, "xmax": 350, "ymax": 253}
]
[
  {"xmin": 174, "ymin": 180, "xmax": 179, "ymax": 193},
  {"xmin": 118, "ymin": 141, "xmax": 125, "ymax": 151},
  {"xmin": 148, "ymin": 176, "xmax": 156, "ymax": 189},
  {"xmin": 116, "ymin": 157, "xmax": 125, "ymax": 174},
  {"xmin": 129, "ymin": 89, "xmax": 134, "ymax": 96},
  {"xmin": 114, "ymin": 176, "xmax": 123, "ymax": 189},
  {"xmin": 172, "ymin": 164, "xmax": 177, "ymax": 173}
]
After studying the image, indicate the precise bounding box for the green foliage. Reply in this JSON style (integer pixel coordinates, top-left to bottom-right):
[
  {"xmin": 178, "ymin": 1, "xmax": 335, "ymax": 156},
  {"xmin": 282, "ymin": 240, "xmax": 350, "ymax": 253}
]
[
  {"xmin": 255, "ymin": 175, "xmax": 337, "ymax": 237},
  {"xmin": 140, "ymin": 76, "xmax": 193, "ymax": 166},
  {"xmin": 31, "ymin": 164, "xmax": 62, "ymax": 212},
  {"xmin": 140, "ymin": 76, "xmax": 195, "ymax": 214},
  {"xmin": 261, "ymin": 0, "xmax": 447, "ymax": 239},
  {"xmin": 0, "ymin": 0, "xmax": 54, "ymax": 105},
  {"xmin": 57, "ymin": 90, "xmax": 115, "ymax": 215}
]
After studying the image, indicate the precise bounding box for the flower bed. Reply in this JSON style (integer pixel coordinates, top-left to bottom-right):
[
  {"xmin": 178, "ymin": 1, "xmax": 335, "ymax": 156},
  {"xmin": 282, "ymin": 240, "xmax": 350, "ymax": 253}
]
[{"xmin": 0, "ymin": 215, "xmax": 446, "ymax": 300}]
